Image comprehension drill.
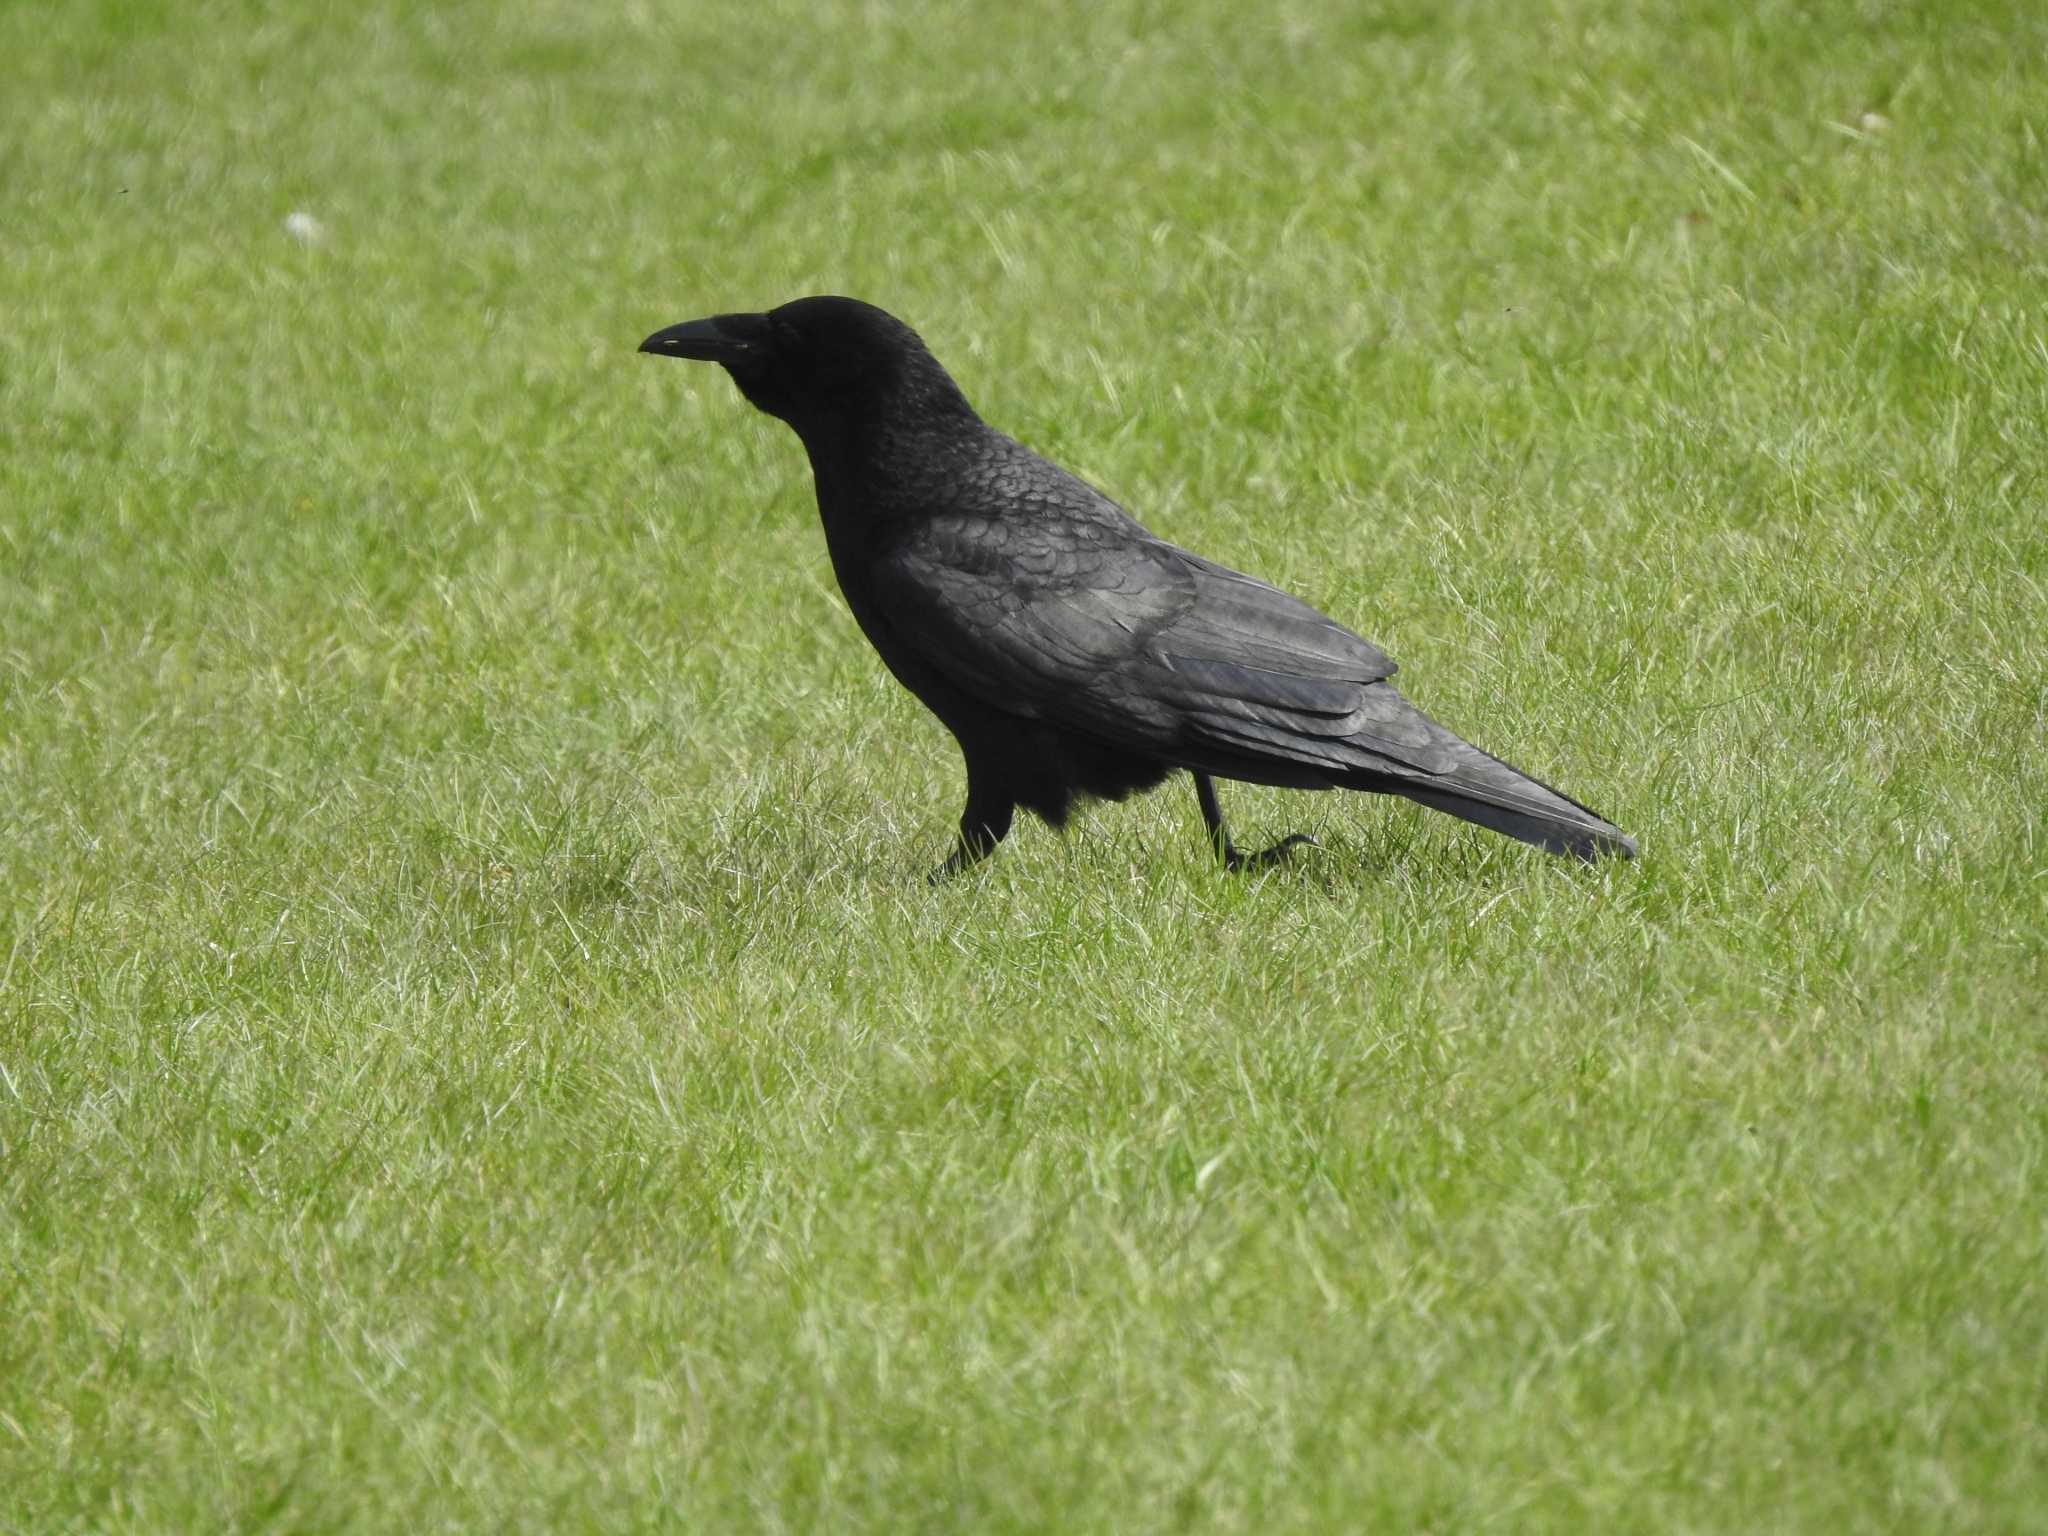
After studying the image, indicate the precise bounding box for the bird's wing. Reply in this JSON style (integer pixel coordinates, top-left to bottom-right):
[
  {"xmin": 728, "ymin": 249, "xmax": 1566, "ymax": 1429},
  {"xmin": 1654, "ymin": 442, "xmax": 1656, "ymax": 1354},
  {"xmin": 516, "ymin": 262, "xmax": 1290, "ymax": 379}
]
[
  {"xmin": 871, "ymin": 512, "xmax": 1451, "ymax": 776},
  {"xmin": 1146, "ymin": 552, "xmax": 1460, "ymax": 776},
  {"xmin": 869, "ymin": 512, "xmax": 1193, "ymax": 743}
]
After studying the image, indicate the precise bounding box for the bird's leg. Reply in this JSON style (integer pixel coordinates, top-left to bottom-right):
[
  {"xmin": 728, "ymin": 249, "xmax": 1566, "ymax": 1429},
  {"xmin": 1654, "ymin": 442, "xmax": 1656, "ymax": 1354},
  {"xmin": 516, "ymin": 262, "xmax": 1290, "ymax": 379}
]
[
  {"xmin": 1193, "ymin": 772, "xmax": 1316, "ymax": 873},
  {"xmin": 929, "ymin": 785, "xmax": 1014, "ymax": 885}
]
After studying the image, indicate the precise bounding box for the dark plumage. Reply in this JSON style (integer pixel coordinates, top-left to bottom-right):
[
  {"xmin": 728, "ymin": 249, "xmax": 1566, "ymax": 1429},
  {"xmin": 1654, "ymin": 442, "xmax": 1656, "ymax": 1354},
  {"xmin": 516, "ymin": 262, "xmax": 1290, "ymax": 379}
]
[{"xmin": 640, "ymin": 296, "xmax": 1635, "ymax": 877}]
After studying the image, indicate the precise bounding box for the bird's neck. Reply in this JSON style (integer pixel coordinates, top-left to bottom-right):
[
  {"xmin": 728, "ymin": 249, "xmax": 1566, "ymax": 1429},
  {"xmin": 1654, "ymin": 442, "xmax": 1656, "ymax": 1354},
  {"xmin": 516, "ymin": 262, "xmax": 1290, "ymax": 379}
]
[
  {"xmin": 795, "ymin": 404, "xmax": 990, "ymax": 503},
  {"xmin": 800, "ymin": 421, "xmax": 1003, "ymax": 593}
]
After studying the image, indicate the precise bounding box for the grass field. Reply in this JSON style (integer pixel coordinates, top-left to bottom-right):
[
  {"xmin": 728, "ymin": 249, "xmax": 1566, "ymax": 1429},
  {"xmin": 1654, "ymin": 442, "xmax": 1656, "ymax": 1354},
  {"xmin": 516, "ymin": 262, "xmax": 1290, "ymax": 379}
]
[{"xmin": 5, "ymin": 0, "xmax": 2046, "ymax": 1529}]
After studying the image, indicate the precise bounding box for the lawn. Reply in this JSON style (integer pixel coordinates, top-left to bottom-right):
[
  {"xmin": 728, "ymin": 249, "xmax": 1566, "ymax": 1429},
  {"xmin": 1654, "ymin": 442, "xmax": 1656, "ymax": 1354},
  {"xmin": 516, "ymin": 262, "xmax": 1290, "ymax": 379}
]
[{"xmin": 3, "ymin": 0, "xmax": 2045, "ymax": 1529}]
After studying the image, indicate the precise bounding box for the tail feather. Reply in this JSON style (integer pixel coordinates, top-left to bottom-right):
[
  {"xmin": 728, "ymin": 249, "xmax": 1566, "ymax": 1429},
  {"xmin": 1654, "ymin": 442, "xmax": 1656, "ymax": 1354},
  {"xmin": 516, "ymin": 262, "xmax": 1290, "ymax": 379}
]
[
  {"xmin": 1177, "ymin": 673, "xmax": 1636, "ymax": 860},
  {"xmin": 1387, "ymin": 781, "xmax": 1636, "ymax": 860},
  {"xmin": 1338, "ymin": 692, "xmax": 1636, "ymax": 861}
]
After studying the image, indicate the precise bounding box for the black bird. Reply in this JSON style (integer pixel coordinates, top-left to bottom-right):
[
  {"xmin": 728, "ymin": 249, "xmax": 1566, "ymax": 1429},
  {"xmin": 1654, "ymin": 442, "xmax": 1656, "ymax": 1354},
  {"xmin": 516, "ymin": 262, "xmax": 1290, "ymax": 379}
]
[{"xmin": 640, "ymin": 297, "xmax": 1635, "ymax": 878}]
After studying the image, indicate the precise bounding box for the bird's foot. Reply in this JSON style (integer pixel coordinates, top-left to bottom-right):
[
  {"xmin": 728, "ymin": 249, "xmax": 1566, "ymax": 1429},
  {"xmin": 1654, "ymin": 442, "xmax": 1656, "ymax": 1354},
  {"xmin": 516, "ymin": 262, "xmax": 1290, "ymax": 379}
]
[
  {"xmin": 1220, "ymin": 831, "xmax": 1318, "ymax": 874},
  {"xmin": 928, "ymin": 838, "xmax": 997, "ymax": 885}
]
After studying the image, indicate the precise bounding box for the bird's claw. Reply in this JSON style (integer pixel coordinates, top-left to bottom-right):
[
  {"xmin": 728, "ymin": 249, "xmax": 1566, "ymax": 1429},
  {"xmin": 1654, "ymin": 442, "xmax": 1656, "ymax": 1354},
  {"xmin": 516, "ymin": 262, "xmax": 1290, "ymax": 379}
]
[
  {"xmin": 1221, "ymin": 831, "xmax": 1318, "ymax": 873},
  {"xmin": 929, "ymin": 836, "xmax": 996, "ymax": 885}
]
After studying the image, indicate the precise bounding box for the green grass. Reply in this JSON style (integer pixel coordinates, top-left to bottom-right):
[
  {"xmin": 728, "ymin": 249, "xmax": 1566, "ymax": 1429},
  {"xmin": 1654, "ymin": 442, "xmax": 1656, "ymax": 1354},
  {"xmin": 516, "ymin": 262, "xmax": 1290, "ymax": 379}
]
[{"xmin": 4, "ymin": 0, "xmax": 2046, "ymax": 1528}]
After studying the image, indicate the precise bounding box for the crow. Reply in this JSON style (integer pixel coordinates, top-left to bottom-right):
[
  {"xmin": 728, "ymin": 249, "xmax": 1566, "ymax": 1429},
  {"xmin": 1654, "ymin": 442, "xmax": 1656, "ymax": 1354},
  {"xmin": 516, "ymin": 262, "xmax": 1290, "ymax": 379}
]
[{"xmin": 640, "ymin": 296, "xmax": 1635, "ymax": 878}]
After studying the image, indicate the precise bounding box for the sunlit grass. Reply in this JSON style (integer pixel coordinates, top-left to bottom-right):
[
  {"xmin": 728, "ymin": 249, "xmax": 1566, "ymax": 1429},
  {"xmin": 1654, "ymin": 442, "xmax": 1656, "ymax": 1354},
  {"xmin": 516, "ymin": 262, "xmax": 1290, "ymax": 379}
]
[{"xmin": 3, "ymin": 0, "xmax": 2045, "ymax": 1529}]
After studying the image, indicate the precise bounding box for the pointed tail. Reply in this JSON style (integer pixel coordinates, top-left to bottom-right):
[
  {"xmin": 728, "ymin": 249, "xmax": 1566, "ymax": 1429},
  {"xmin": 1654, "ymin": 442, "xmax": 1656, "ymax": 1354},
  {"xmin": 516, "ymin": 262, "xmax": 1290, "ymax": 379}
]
[{"xmin": 1341, "ymin": 691, "xmax": 1636, "ymax": 860}]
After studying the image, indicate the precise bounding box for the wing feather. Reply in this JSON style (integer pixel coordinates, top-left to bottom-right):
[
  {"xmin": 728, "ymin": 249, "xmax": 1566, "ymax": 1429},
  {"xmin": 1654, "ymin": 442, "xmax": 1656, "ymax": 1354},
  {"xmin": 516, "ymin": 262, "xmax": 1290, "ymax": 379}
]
[{"xmin": 872, "ymin": 517, "xmax": 1431, "ymax": 774}]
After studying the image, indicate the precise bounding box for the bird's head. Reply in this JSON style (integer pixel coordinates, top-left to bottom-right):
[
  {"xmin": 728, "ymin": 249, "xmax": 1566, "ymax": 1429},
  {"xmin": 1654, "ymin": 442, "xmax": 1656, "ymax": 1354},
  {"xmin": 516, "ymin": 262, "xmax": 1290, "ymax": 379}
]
[{"xmin": 639, "ymin": 295, "xmax": 975, "ymax": 440}]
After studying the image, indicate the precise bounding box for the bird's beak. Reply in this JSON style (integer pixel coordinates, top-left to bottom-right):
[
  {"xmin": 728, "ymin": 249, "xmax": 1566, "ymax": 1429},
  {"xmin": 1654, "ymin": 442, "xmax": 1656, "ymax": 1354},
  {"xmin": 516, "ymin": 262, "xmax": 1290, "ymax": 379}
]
[{"xmin": 638, "ymin": 315, "xmax": 759, "ymax": 363}]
